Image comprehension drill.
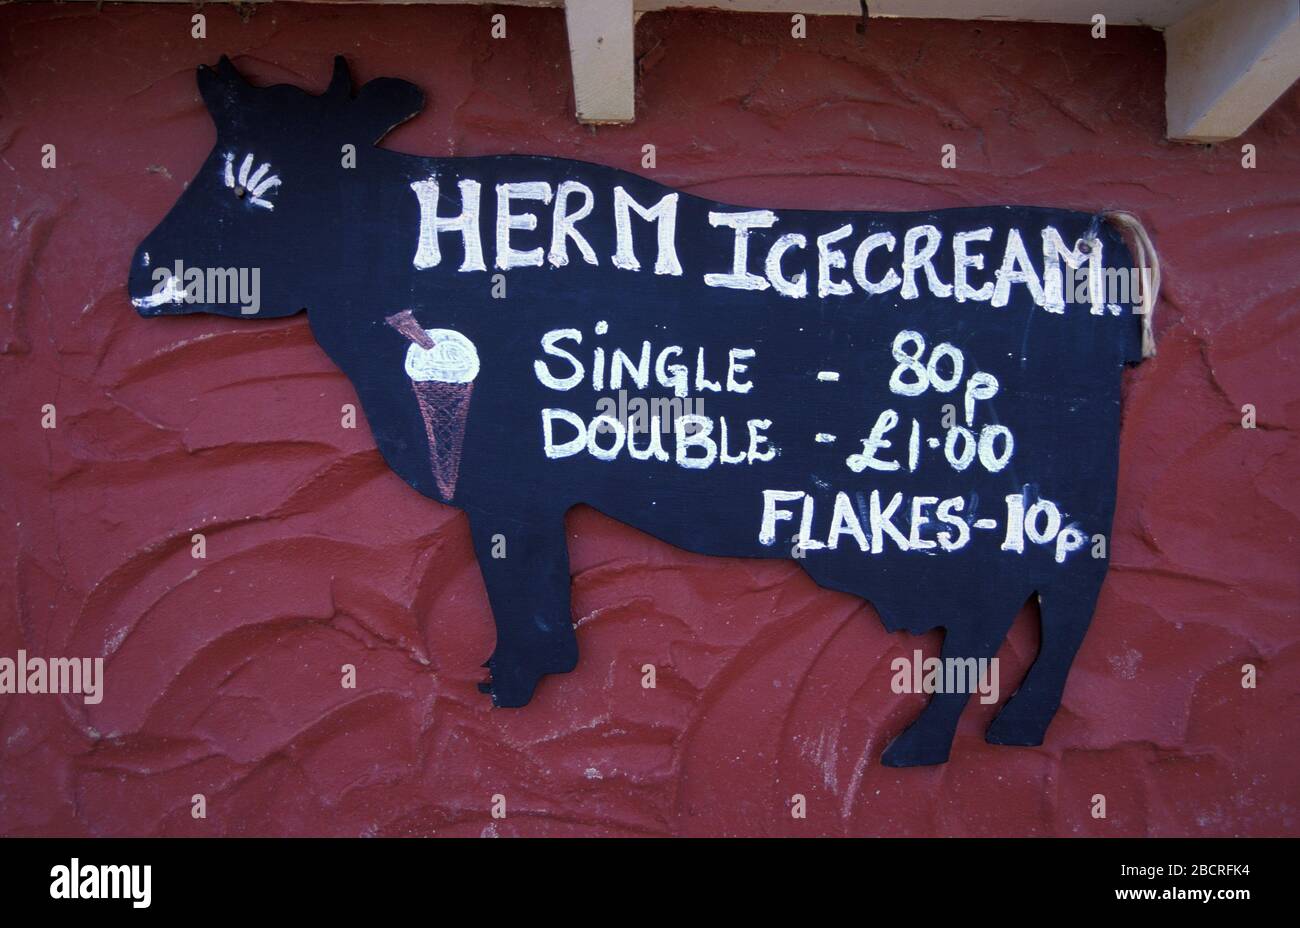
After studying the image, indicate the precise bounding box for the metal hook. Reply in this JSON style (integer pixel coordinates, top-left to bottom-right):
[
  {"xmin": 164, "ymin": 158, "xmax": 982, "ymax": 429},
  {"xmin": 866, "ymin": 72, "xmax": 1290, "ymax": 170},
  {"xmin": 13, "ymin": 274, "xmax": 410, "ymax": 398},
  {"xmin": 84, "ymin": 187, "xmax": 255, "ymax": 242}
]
[{"xmin": 1077, "ymin": 212, "xmax": 1104, "ymax": 254}]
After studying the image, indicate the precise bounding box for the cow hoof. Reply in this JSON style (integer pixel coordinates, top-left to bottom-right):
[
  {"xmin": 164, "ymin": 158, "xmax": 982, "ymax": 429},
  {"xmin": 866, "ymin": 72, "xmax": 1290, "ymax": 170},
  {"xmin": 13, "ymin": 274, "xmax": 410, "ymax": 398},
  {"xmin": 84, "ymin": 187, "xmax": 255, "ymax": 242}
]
[
  {"xmin": 479, "ymin": 650, "xmax": 578, "ymax": 708},
  {"xmin": 479, "ymin": 661, "xmax": 542, "ymax": 708},
  {"xmin": 881, "ymin": 729, "xmax": 952, "ymax": 767},
  {"xmin": 985, "ymin": 713, "xmax": 1048, "ymax": 746}
]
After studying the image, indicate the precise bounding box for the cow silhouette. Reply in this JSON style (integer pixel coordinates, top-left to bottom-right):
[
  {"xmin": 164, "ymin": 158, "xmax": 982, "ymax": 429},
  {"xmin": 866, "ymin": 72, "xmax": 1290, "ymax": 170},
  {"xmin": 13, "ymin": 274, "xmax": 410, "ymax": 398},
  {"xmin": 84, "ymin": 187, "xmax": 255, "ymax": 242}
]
[{"xmin": 129, "ymin": 57, "xmax": 1150, "ymax": 766}]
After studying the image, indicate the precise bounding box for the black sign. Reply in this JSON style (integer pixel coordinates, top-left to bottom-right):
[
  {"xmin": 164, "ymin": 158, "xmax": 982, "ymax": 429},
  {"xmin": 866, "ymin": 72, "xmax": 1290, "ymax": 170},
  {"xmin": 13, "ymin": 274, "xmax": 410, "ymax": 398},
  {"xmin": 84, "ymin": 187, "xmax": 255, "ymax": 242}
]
[{"xmin": 128, "ymin": 57, "xmax": 1149, "ymax": 766}]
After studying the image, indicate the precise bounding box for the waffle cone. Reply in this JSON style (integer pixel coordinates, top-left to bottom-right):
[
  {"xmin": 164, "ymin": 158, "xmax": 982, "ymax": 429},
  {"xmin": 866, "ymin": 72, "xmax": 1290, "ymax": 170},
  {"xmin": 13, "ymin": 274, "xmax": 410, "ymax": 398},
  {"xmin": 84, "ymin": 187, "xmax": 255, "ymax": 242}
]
[{"xmin": 412, "ymin": 380, "xmax": 473, "ymax": 499}]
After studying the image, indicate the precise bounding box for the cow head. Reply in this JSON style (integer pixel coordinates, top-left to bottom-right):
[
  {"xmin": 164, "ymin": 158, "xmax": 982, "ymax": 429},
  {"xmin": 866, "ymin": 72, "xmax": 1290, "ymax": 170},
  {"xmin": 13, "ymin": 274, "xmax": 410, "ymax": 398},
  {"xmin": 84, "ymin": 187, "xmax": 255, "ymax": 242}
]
[{"xmin": 128, "ymin": 55, "xmax": 423, "ymax": 318}]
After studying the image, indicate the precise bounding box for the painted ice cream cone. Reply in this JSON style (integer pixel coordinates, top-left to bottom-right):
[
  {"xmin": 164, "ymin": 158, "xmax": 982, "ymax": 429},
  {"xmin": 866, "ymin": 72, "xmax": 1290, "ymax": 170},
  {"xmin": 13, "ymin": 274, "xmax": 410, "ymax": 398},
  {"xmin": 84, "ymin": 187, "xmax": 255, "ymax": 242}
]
[{"xmin": 385, "ymin": 311, "xmax": 479, "ymax": 500}]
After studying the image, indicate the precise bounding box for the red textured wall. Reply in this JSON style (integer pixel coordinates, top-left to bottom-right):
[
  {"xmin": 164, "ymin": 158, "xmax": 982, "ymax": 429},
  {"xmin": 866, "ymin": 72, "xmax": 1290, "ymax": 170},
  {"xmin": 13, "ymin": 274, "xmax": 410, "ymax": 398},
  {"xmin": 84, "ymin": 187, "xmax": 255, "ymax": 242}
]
[{"xmin": 1, "ymin": 3, "xmax": 1297, "ymax": 837}]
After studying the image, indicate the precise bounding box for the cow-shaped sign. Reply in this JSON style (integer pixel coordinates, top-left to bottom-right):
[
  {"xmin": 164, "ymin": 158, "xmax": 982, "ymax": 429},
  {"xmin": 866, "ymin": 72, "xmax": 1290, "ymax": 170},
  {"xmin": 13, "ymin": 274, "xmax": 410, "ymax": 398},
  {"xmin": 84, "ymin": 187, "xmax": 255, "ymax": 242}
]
[{"xmin": 129, "ymin": 57, "xmax": 1152, "ymax": 766}]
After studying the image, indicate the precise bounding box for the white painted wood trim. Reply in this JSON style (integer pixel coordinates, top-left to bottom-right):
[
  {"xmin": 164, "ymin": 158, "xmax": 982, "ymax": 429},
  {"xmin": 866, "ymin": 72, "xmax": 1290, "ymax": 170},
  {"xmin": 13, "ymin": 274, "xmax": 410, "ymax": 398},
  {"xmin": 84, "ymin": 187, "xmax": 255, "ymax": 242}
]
[
  {"xmin": 1165, "ymin": 0, "xmax": 1300, "ymax": 142},
  {"xmin": 94, "ymin": 0, "xmax": 1211, "ymax": 28},
  {"xmin": 564, "ymin": 0, "xmax": 636, "ymax": 124},
  {"xmin": 72, "ymin": 0, "xmax": 1300, "ymax": 137}
]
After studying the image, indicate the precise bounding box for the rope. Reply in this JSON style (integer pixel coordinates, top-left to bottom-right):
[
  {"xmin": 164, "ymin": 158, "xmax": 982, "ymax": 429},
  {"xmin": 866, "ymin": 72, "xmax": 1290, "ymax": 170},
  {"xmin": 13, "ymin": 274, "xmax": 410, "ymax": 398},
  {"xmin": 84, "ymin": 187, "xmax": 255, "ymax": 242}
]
[{"xmin": 1101, "ymin": 210, "xmax": 1160, "ymax": 359}]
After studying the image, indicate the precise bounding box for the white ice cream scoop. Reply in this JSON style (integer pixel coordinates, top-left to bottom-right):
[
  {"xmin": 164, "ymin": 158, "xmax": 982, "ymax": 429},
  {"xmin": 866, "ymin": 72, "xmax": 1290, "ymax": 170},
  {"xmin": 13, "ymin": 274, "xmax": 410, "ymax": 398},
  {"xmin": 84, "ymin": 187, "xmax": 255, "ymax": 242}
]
[{"xmin": 404, "ymin": 328, "xmax": 480, "ymax": 383}]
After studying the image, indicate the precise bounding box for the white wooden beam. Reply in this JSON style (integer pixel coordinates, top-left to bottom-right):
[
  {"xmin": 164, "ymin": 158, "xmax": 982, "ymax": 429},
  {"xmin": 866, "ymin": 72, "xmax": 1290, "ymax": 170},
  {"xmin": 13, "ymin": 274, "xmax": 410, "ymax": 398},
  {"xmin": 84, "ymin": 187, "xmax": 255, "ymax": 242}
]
[
  {"xmin": 85, "ymin": 0, "xmax": 1300, "ymax": 135},
  {"xmin": 564, "ymin": 0, "xmax": 636, "ymax": 124},
  {"xmin": 1165, "ymin": 0, "xmax": 1300, "ymax": 142},
  {"xmin": 92, "ymin": 0, "xmax": 1214, "ymax": 28}
]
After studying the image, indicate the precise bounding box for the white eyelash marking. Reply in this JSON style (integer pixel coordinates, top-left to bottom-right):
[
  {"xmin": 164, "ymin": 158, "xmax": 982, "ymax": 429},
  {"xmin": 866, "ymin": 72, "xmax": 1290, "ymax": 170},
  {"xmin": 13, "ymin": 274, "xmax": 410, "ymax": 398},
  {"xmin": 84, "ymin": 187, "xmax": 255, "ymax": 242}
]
[
  {"xmin": 251, "ymin": 176, "xmax": 280, "ymax": 200},
  {"xmin": 223, "ymin": 151, "xmax": 281, "ymax": 210},
  {"xmin": 246, "ymin": 162, "xmax": 270, "ymax": 191}
]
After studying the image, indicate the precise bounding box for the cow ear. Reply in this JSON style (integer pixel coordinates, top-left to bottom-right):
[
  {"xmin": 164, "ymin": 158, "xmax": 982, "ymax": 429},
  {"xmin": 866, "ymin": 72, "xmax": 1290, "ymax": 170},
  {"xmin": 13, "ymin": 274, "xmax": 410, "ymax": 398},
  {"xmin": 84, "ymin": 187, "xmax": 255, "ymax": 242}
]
[
  {"xmin": 354, "ymin": 78, "xmax": 425, "ymax": 143},
  {"xmin": 325, "ymin": 55, "xmax": 352, "ymax": 100},
  {"xmin": 197, "ymin": 56, "xmax": 246, "ymax": 122}
]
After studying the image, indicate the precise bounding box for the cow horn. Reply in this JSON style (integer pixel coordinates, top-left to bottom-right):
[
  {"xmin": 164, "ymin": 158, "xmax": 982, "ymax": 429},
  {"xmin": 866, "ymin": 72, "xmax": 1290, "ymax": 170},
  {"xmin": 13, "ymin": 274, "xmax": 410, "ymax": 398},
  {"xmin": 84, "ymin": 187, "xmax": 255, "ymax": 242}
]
[
  {"xmin": 215, "ymin": 55, "xmax": 245, "ymax": 85},
  {"xmin": 327, "ymin": 55, "xmax": 352, "ymax": 99}
]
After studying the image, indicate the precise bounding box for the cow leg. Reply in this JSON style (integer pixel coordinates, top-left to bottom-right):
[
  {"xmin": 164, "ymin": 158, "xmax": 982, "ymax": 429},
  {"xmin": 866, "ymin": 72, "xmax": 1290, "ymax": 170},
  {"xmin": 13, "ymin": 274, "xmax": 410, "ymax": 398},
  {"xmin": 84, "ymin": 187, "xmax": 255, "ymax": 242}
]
[
  {"xmin": 468, "ymin": 511, "xmax": 578, "ymax": 708},
  {"xmin": 881, "ymin": 617, "xmax": 1011, "ymax": 767},
  {"xmin": 986, "ymin": 580, "xmax": 1103, "ymax": 746}
]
